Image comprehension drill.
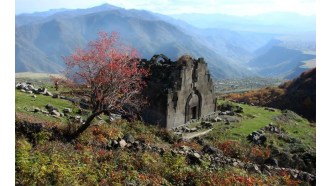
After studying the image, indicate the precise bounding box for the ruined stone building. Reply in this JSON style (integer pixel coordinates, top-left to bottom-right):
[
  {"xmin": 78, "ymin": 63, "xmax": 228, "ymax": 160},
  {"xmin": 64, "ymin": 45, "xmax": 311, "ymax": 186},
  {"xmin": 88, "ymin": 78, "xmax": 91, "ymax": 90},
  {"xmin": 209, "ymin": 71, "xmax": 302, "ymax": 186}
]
[{"xmin": 141, "ymin": 54, "xmax": 216, "ymax": 129}]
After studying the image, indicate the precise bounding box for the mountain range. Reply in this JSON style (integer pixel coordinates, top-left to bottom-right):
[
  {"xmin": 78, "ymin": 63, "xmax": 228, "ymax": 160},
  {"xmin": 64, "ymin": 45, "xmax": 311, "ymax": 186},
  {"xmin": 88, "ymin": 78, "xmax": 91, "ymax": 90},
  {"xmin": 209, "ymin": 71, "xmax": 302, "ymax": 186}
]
[{"xmin": 15, "ymin": 4, "xmax": 316, "ymax": 79}]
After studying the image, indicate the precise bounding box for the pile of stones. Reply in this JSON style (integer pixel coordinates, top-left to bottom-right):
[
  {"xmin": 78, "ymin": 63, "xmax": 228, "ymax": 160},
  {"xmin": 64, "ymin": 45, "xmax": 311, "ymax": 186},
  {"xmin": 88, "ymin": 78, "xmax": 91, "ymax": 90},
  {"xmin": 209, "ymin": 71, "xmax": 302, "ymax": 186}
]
[{"xmin": 16, "ymin": 82, "xmax": 53, "ymax": 96}]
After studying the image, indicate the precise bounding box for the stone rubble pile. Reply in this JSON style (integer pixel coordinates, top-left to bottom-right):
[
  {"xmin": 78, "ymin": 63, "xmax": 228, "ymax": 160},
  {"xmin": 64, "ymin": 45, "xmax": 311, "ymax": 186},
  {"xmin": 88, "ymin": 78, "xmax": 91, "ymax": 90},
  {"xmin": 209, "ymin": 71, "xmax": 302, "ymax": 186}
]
[{"xmin": 16, "ymin": 82, "xmax": 53, "ymax": 96}]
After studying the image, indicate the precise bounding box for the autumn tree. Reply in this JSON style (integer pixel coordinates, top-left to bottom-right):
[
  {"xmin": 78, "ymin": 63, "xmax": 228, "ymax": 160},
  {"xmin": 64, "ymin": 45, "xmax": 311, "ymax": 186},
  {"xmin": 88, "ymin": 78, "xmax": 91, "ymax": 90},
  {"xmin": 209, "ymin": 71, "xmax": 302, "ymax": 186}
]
[{"xmin": 62, "ymin": 32, "xmax": 149, "ymax": 139}]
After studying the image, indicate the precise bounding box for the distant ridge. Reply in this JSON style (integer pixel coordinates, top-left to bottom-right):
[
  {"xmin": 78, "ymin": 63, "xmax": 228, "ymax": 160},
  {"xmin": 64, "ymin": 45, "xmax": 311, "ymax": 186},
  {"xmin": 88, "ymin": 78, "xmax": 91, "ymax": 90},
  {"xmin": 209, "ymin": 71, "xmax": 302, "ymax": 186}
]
[
  {"xmin": 15, "ymin": 3, "xmax": 315, "ymax": 79},
  {"xmin": 15, "ymin": 4, "xmax": 255, "ymax": 79}
]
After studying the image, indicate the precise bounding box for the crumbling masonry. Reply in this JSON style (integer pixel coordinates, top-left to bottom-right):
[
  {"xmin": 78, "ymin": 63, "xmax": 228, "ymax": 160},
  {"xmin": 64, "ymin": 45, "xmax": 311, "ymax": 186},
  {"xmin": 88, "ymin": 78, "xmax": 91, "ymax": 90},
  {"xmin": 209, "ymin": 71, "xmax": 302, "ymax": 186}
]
[{"xmin": 141, "ymin": 54, "xmax": 216, "ymax": 129}]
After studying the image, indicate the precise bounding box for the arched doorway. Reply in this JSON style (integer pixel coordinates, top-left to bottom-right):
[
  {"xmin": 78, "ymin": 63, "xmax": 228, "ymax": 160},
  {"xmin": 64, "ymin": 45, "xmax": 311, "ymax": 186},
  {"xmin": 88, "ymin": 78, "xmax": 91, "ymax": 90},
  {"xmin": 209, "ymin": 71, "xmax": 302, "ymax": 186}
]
[{"xmin": 185, "ymin": 91, "xmax": 202, "ymax": 123}]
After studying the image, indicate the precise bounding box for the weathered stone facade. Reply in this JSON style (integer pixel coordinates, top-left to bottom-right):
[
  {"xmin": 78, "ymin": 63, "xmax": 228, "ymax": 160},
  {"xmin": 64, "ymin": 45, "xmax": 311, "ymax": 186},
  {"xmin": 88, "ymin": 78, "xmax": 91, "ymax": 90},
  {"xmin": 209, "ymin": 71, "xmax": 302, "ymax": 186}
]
[{"xmin": 141, "ymin": 54, "xmax": 216, "ymax": 129}]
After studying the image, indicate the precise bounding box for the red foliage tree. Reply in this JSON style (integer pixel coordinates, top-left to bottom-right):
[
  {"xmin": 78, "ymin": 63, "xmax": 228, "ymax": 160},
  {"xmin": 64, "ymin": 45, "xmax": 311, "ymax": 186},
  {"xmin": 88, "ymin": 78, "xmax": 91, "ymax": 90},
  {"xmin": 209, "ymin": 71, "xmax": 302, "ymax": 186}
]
[{"xmin": 63, "ymin": 32, "xmax": 149, "ymax": 139}]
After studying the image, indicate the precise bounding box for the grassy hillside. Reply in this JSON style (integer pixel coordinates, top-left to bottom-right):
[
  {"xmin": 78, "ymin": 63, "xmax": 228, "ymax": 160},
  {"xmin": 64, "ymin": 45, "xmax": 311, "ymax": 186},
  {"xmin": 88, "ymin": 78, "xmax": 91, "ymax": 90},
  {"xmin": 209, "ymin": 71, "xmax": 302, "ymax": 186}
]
[
  {"xmin": 225, "ymin": 68, "xmax": 316, "ymax": 121},
  {"xmin": 15, "ymin": 76, "xmax": 316, "ymax": 185}
]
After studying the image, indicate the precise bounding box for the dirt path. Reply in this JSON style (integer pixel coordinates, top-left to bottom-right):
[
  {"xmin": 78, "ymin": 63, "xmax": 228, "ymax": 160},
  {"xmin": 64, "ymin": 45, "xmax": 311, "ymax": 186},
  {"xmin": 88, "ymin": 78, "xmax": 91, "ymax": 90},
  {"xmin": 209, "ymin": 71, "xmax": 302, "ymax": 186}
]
[{"xmin": 182, "ymin": 129, "xmax": 213, "ymax": 140}]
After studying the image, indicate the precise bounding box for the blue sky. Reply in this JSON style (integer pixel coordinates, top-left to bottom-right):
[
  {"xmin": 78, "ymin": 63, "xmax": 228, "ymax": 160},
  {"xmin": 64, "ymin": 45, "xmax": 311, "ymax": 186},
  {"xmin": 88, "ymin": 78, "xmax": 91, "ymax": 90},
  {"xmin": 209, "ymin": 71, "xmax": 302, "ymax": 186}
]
[{"xmin": 15, "ymin": 0, "xmax": 315, "ymax": 16}]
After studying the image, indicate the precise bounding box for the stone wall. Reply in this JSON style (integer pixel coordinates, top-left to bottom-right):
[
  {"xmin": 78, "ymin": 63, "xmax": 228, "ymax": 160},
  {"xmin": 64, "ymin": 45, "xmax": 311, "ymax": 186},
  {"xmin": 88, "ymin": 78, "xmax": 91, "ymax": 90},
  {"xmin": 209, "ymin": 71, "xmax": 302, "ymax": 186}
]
[{"xmin": 141, "ymin": 54, "xmax": 216, "ymax": 129}]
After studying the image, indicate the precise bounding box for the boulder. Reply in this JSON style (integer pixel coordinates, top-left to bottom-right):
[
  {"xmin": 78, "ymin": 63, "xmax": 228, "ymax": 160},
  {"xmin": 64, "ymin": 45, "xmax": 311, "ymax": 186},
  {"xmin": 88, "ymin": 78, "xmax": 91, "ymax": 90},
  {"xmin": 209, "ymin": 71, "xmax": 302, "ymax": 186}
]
[
  {"xmin": 41, "ymin": 110, "xmax": 48, "ymax": 114},
  {"xmin": 182, "ymin": 126, "xmax": 191, "ymax": 133},
  {"xmin": 40, "ymin": 88, "xmax": 48, "ymax": 94},
  {"xmin": 187, "ymin": 152, "xmax": 202, "ymax": 164},
  {"xmin": 45, "ymin": 91, "xmax": 53, "ymax": 96},
  {"xmin": 45, "ymin": 104, "xmax": 55, "ymax": 111},
  {"xmin": 180, "ymin": 145, "xmax": 191, "ymax": 152},
  {"xmin": 247, "ymin": 131, "xmax": 266, "ymax": 145},
  {"xmin": 202, "ymin": 145, "xmax": 222, "ymax": 155},
  {"xmin": 235, "ymin": 106, "xmax": 243, "ymax": 113},
  {"xmin": 75, "ymin": 115, "xmax": 83, "ymax": 123},
  {"xmin": 190, "ymin": 127, "xmax": 198, "ymax": 132},
  {"xmin": 159, "ymin": 148, "xmax": 165, "ymax": 155},
  {"xmin": 32, "ymin": 89, "xmax": 40, "ymax": 94},
  {"xmin": 63, "ymin": 108, "xmax": 72, "ymax": 113},
  {"xmin": 275, "ymin": 152, "xmax": 293, "ymax": 168},
  {"xmin": 201, "ymin": 121, "xmax": 213, "ymax": 128},
  {"xmin": 51, "ymin": 110, "xmax": 61, "ymax": 117},
  {"xmin": 246, "ymin": 164, "xmax": 261, "ymax": 174},
  {"xmin": 52, "ymin": 94, "xmax": 59, "ymax": 98},
  {"xmin": 15, "ymin": 83, "xmax": 22, "ymax": 89},
  {"xmin": 264, "ymin": 157, "xmax": 278, "ymax": 167},
  {"xmin": 124, "ymin": 134, "xmax": 135, "ymax": 144},
  {"xmin": 109, "ymin": 113, "xmax": 121, "ymax": 121},
  {"xmin": 195, "ymin": 137, "xmax": 205, "ymax": 146},
  {"xmin": 33, "ymin": 108, "xmax": 41, "ymax": 113},
  {"xmin": 27, "ymin": 84, "xmax": 34, "ymax": 90},
  {"xmin": 212, "ymin": 116, "xmax": 222, "ymax": 122},
  {"xmin": 119, "ymin": 139, "xmax": 127, "ymax": 148}
]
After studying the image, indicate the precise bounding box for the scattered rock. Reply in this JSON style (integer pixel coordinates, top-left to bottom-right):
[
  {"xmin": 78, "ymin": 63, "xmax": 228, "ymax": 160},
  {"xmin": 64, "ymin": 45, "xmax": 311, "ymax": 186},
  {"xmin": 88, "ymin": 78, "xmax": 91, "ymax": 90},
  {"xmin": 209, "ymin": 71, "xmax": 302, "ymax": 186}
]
[
  {"xmin": 109, "ymin": 113, "xmax": 121, "ymax": 121},
  {"xmin": 50, "ymin": 110, "xmax": 61, "ymax": 117},
  {"xmin": 63, "ymin": 108, "xmax": 72, "ymax": 113},
  {"xmin": 33, "ymin": 108, "xmax": 41, "ymax": 113},
  {"xmin": 247, "ymin": 131, "xmax": 267, "ymax": 145},
  {"xmin": 246, "ymin": 164, "xmax": 261, "ymax": 174},
  {"xmin": 202, "ymin": 145, "xmax": 222, "ymax": 155},
  {"xmin": 45, "ymin": 104, "xmax": 55, "ymax": 111},
  {"xmin": 264, "ymin": 157, "xmax": 278, "ymax": 167},
  {"xmin": 119, "ymin": 139, "xmax": 127, "ymax": 148},
  {"xmin": 124, "ymin": 134, "xmax": 135, "ymax": 144},
  {"xmin": 112, "ymin": 140, "xmax": 119, "ymax": 148},
  {"xmin": 201, "ymin": 121, "xmax": 213, "ymax": 128},
  {"xmin": 52, "ymin": 94, "xmax": 59, "ymax": 98},
  {"xmin": 195, "ymin": 137, "xmax": 205, "ymax": 146},
  {"xmin": 187, "ymin": 152, "xmax": 202, "ymax": 164},
  {"xmin": 41, "ymin": 110, "xmax": 48, "ymax": 114},
  {"xmin": 75, "ymin": 115, "xmax": 83, "ymax": 123},
  {"xmin": 212, "ymin": 116, "xmax": 222, "ymax": 122},
  {"xmin": 180, "ymin": 145, "xmax": 191, "ymax": 152},
  {"xmin": 45, "ymin": 91, "xmax": 53, "ymax": 96},
  {"xmin": 182, "ymin": 126, "xmax": 191, "ymax": 133},
  {"xmin": 190, "ymin": 127, "xmax": 198, "ymax": 132},
  {"xmin": 264, "ymin": 123, "xmax": 280, "ymax": 133}
]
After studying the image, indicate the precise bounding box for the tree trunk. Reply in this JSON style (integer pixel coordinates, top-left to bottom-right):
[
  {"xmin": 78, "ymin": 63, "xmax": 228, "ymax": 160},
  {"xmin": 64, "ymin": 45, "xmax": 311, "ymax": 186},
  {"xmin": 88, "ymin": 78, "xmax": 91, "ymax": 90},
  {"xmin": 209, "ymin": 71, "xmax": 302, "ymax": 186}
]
[{"xmin": 68, "ymin": 110, "xmax": 106, "ymax": 140}]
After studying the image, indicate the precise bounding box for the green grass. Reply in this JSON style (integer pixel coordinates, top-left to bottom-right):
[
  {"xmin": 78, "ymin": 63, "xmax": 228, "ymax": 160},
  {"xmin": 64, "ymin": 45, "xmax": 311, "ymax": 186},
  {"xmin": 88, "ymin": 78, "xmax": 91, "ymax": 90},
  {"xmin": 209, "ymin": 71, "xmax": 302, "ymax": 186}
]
[
  {"xmin": 15, "ymin": 89, "xmax": 76, "ymax": 123},
  {"xmin": 205, "ymin": 100, "xmax": 315, "ymax": 153},
  {"xmin": 206, "ymin": 100, "xmax": 282, "ymax": 141},
  {"xmin": 274, "ymin": 111, "xmax": 316, "ymax": 150}
]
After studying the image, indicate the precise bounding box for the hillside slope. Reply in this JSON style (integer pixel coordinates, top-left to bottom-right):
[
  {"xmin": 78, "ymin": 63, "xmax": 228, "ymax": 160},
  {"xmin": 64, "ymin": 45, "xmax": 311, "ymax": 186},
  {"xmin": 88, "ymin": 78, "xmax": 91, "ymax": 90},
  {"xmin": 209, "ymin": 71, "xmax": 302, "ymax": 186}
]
[{"xmin": 225, "ymin": 68, "xmax": 316, "ymax": 121}]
